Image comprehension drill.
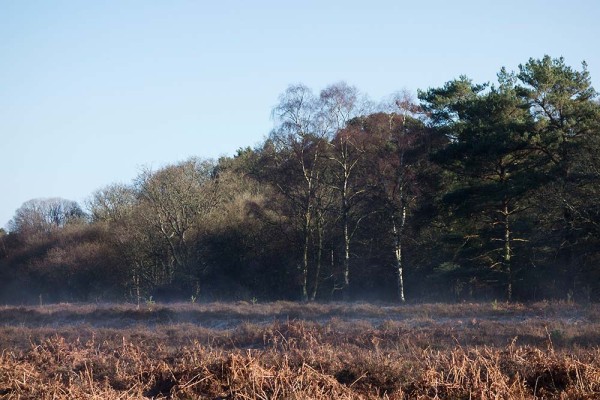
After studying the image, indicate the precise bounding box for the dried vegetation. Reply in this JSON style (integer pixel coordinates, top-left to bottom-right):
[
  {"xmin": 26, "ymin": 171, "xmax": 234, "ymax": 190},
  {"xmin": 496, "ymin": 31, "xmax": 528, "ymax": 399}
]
[{"xmin": 1, "ymin": 301, "xmax": 600, "ymax": 399}]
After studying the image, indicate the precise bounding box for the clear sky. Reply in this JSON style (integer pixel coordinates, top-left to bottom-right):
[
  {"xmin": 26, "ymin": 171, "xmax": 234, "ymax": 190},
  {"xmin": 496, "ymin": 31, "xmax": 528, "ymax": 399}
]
[{"xmin": 1, "ymin": 0, "xmax": 599, "ymax": 230}]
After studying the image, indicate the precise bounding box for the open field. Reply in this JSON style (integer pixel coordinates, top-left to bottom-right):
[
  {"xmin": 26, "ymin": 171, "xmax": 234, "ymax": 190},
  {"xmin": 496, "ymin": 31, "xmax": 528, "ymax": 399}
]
[{"xmin": 1, "ymin": 301, "xmax": 600, "ymax": 399}]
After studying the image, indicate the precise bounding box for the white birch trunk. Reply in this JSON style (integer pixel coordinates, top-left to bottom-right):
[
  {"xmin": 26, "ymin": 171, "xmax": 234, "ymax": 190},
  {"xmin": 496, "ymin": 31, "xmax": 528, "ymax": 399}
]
[{"xmin": 392, "ymin": 205, "xmax": 407, "ymax": 303}]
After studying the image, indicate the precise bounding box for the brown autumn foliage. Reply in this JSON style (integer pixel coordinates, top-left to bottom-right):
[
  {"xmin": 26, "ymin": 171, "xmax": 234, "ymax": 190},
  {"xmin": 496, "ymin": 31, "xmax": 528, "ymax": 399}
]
[{"xmin": 1, "ymin": 301, "xmax": 600, "ymax": 399}]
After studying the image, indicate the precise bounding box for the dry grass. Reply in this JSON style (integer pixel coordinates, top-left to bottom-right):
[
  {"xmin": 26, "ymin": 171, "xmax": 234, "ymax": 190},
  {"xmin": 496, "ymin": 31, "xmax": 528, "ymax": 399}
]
[{"xmin": 1, "ymin": 301, "xmax": 600, "ymax": 399}]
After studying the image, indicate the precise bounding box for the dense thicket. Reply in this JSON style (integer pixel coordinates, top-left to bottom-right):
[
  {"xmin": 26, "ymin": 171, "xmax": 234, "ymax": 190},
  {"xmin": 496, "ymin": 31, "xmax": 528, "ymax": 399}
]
[{"xmin": 2, "ymin": 56, "xmax": 599, "ymax": 304}]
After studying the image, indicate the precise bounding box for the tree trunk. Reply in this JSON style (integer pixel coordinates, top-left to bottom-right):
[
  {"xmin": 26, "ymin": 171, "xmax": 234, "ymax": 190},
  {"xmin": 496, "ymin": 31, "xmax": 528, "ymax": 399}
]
[
  {"xmin": 302, "ymin": 237, "xmax": 309, "ymax": 302},
  {"xmin": 341, "ymin": 173, "xmax": 351, "ymax": 299},
  {"xmin": 392, "ymin": 206, "xmax": 407, "ymax": 303},
  {"xmin": 503, "ymin": 201, "xmax": 512, "ymax": 301},
  {"xmin": 133, "ymin": 264, "xmax": 141, "ymax": 310},
  {"xmin": 301, "ymin": 207, "xmax": 311, "ymax": 302},
  {"xmin": 311, "ymin": 219, "xmax": 324, "ymax": 301},
  {"xmin": 342, "ymin": 208, "xmax": 350, "ymax": 298}
]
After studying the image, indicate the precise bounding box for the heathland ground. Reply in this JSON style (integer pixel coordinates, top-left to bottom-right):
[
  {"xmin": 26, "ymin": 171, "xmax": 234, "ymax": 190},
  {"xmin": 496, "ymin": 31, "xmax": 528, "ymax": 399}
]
[{"xmin": 1, "ymin": 301, "xmax": 599, "ymax": 399}]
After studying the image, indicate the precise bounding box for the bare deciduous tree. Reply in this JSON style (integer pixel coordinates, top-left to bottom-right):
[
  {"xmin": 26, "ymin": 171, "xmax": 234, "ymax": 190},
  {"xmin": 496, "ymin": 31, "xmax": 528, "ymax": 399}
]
[
  {"xmin": 270, "ymin": 84, "xmax": 331, "ymax": 301},
  {"xmin": 136, "ymin": 158, "xmax": 219, "ymax": 295},
  {"xmin": 321, "ymin": 82, "xmax": 367, "ymax": 296},
  {"xmin": 87, "ymin": 183, "xmax": 137, "ymax": 223},
  {"xmin": 9, "ymin": 198, "xmax": 85, "ymax": 237}
]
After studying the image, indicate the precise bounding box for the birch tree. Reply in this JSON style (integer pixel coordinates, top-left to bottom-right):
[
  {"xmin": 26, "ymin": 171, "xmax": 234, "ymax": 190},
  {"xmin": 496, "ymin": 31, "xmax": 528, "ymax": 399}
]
[
  {"xmin": 320, "ymin": 82, "xmax": 367, "ymax": 296},
  {"xmin": 269, "ymin": 84, "xmax": 330, "ymax": 300},
  {"xmin": 361, "ymin": 112, "xmax": 428, "ymax": 302}
]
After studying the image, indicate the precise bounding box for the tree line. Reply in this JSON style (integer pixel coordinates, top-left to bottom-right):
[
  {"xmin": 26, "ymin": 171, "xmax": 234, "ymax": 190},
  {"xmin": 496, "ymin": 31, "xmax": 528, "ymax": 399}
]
[{"xmin": 1, "ymin": 55, "xmax": 599, "ymax": 304}]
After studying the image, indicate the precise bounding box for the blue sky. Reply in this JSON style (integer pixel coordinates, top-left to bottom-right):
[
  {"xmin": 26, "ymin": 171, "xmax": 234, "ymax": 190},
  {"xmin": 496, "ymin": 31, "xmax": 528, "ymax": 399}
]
[{"xmin": 1, "ymin": 0, "xmax": 599, "ymax": 229}]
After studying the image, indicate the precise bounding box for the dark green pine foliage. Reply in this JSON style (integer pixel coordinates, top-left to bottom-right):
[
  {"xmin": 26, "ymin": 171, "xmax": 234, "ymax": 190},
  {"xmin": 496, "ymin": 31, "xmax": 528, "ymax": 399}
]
[
  {"xmin": 516, "ymin": 56, "xmax": 600, "ymax": 299},
  {"xmin": 420, "ymin": 75, "xmax": 537, "ymax": 300}
]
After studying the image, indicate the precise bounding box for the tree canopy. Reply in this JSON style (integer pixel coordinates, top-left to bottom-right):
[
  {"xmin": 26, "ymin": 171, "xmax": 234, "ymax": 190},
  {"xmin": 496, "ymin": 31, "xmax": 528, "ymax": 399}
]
[{"xmin": 2, "ymin": 55, "xmax": 599, "ymax": 304}]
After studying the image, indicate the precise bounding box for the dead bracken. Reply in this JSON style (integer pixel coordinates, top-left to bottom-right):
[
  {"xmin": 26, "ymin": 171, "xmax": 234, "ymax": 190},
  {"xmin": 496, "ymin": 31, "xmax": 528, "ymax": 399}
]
[{"xmin": 0, "ymin": 301, "xmax": 599, "ymax": 399}]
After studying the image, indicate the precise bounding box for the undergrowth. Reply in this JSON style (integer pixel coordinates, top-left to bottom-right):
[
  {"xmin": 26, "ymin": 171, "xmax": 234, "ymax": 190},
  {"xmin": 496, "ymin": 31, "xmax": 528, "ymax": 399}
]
[{"xmin": 1, "ymin": 302, "xmax": 599, "ymax": 399}]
